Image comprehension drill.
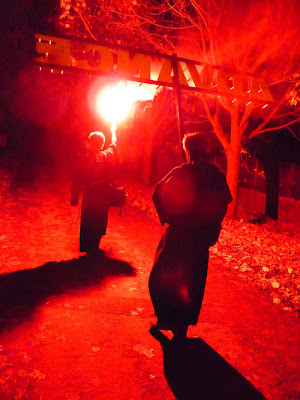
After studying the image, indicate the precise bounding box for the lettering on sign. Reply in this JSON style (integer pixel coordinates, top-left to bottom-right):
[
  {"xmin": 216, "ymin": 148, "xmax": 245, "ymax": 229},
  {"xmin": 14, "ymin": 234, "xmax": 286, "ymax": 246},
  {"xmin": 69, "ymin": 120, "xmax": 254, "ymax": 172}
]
[{"xmin": 34, "ymin": 33, "xmax": 274, "ymax": 103}]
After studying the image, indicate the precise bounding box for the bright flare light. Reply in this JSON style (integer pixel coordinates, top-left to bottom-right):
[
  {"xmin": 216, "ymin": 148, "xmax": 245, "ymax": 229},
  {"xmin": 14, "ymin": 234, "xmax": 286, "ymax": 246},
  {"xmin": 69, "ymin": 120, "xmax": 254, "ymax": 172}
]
[{"xmin": 95, "ymin": 81, "xmax": 156, "ymax": 124}]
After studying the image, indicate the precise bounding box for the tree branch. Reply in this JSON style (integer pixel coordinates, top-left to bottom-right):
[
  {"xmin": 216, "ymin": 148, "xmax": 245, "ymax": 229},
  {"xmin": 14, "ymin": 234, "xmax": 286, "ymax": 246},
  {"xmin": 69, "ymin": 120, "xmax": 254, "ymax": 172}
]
[
  {"xmin": 74, "ymin": 0, "xmax": 97, "ymax": 40},
  {"xmin": 249, "ymin": 115, "xmax": 300, "ymax": 138}
]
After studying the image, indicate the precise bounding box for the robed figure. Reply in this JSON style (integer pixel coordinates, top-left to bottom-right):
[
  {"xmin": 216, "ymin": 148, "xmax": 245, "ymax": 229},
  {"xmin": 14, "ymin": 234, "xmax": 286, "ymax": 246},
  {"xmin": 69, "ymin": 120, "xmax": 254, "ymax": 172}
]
[
  {"xmin": 71, "ymin": 126, "xmax": 121, "ymax": 254},
  {"xmin": 149, "ymin": 132, "xmax": 232, "ymax": 340}
]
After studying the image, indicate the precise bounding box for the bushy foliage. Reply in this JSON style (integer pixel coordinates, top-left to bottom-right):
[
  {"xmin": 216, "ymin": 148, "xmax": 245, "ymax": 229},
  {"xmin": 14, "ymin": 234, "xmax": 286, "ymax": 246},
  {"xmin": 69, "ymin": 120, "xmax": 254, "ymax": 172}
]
[
  {"xmin": 58, "ymin": 0, "xmax": 183, "ymax": 52},
  {"xmin": 286, "ymin": 73, "xmax": 300, "ymax": 107}
]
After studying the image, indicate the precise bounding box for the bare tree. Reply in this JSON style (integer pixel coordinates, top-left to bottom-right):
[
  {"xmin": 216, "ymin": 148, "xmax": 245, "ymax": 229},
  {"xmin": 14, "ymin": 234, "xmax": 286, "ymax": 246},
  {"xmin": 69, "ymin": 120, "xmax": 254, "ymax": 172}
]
[{"xmin": 58, "ymin": 0, "xmax": 300, "ymax": 217}]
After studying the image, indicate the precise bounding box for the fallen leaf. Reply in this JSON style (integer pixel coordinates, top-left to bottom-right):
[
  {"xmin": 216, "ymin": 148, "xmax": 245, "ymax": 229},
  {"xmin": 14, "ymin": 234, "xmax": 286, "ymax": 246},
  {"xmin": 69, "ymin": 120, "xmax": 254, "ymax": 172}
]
[
  {"xmin": 272, "ymin": 281, "xmax": 280, "ymax": 289},
  {"xmin": 28, "ymin": 369, "xmax": 46, "ymax": 380},
  {"xmin": 133, "ymin": 344, "xmax": 154, "ymax": 358}
]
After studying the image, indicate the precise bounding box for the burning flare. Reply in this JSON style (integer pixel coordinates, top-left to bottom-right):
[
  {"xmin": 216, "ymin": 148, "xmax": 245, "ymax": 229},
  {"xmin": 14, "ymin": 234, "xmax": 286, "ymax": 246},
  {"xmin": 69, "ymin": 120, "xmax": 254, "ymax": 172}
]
[{"xmin": 95, "ymin": 81, "xmax": 156, "ymax": 125}]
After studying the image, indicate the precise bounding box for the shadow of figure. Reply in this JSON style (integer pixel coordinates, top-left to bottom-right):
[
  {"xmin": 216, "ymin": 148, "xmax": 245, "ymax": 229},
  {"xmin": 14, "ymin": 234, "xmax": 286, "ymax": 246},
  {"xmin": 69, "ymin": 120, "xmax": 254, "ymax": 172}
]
[
  {"xmin": 151, "ymin": 329, "xmax": 267, "ymax": 400},
  {"xmin": 0, "ymin": 253, "xmax": 135, "ymax": 332}
]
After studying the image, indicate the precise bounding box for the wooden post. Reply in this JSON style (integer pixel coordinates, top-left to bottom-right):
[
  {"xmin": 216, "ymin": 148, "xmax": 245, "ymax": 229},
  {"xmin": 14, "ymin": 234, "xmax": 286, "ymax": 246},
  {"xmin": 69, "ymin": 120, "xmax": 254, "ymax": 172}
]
[
  {"xmin": 171, "ymin": 53, "xmax": 185, "ymax": 161},
  {"xmin": 142, "ymin": 105, "xmax": 155, "ymax": 185}
]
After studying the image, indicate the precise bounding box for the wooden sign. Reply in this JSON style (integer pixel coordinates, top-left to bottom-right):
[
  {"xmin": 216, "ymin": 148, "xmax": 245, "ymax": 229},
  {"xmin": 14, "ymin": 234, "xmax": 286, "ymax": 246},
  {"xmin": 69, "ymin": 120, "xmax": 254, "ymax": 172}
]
[{"xmin": 34, "ymin": 33, "xmax": 274, "ymax": 103}]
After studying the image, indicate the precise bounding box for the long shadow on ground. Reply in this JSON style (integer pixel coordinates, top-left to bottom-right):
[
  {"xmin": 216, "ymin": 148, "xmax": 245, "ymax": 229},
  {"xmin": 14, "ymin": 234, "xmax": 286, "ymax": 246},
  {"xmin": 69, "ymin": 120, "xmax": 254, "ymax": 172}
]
[
  {"xmin": 151, "ymin": 329, "xmax": 267, "ymax": 400},
  {"xmin": 0, "ymin": 253, "xmax": 135, "ymax": 332}
]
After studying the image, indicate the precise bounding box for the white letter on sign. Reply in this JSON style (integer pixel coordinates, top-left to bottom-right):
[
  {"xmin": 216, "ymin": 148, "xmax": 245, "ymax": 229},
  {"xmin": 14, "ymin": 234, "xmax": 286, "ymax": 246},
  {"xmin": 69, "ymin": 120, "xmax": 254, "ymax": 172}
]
[{"xmin": 34, "ymin": 34, "xmax": 70, "ymax": 66}]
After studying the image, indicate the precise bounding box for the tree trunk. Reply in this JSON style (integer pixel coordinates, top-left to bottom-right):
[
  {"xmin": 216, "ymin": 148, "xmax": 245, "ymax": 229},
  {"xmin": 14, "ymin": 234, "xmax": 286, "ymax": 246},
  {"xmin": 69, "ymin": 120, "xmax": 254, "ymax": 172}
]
[{"xmin": 226, "ymin": 142, "xmax": 241, "ymax": 219}]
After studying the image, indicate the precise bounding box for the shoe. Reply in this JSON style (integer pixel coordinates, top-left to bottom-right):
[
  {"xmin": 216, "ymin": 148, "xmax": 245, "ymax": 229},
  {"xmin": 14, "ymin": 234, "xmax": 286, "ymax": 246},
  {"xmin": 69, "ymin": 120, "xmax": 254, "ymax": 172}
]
[
  {"xmin": 149, "ymin": 324, "xmax": 160, "ymax": 336},
  {"xmin": 150, "ymin": 320, "xmax": 170, "ymax": 331},
  {"xmin": 150, "ymin": 325, "xmax": 171, "ymax": 344},
  {"xmin": 172, "ymin": 325, "xmax": 188, "ymax": 341}
]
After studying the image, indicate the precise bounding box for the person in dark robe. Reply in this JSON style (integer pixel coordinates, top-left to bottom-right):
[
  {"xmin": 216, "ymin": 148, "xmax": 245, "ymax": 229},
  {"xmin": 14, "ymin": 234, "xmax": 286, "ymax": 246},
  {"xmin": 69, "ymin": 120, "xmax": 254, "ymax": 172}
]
[
  {"xmin": 149, "ymin": 132, "xmax": 232, "ymax": 340},
  {"xmin": 71, "ymin": 124, "xmax": 121, "ymax": 254}
]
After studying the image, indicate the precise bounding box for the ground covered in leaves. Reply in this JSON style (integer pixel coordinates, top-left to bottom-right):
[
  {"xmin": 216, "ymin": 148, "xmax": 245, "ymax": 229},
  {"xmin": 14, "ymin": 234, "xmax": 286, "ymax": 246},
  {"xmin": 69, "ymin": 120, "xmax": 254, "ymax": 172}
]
[
  {"xmin": 0, "ymin": 158, "xmax": 299, "ymax": 400},
  {"xmin": 125, "ymin": 180, "xmax": 300, "ymax": 315}
]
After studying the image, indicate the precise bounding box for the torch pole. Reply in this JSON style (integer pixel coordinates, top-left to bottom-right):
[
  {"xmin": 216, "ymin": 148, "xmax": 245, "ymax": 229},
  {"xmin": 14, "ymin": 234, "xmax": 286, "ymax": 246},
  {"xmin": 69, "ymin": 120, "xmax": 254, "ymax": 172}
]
[{"xmin": 111, "ymin": 122, "xmax": 117, "ymax": 142}]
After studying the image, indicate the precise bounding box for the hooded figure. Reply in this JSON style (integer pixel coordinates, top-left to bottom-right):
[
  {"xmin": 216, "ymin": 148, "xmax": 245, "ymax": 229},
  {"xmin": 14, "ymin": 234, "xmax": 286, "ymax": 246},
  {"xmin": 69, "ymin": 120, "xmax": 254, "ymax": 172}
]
[{"xmin": 149, "ymin": 132, "xmax": 232, "ymax": 340}]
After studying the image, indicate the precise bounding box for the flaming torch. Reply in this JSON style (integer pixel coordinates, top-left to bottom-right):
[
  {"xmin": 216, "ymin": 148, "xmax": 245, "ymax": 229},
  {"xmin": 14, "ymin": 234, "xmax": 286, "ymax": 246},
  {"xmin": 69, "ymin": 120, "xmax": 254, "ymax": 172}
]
[
  {"xmin": 94, "ymin": 80, "xmax": 157, "ymax": 133},
  {"xmin": 95, "ymin": 81, "xmax": 136, "ymax": 133}
]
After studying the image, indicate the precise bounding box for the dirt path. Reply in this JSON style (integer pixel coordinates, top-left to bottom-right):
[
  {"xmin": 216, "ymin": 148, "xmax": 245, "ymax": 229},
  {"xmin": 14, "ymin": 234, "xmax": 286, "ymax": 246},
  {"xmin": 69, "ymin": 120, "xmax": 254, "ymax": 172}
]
[{"xmin": 0, "ymin": 182, "xmax": 299, "ymax": 399}]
